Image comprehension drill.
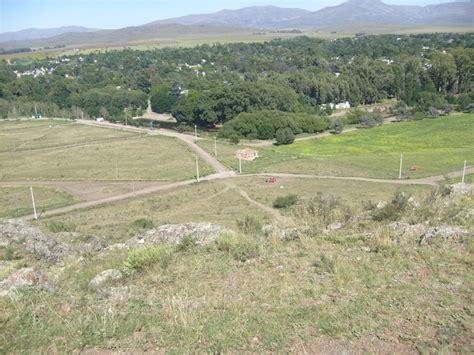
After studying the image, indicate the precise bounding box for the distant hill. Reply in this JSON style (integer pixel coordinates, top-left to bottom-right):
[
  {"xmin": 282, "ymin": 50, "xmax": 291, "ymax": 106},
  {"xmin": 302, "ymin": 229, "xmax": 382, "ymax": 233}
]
[
  {"xmin": 0, "ymin": 26, "xmax": 96, "ymax": 42},
  {"xmin": 147, "ymin": 1, "xmax": 473, "ymax": 29},
  {"xmin": 0, "ymin": 24, "xmax": 250, "ymax": 49},
  {"xmin": 277, "ymin": 0, "xmax": 474, "ymax": 29},
  {"xmin": 149, "ymin": 5, "xmax": 312, "ymax": 28},
  {"xmin": 1, "ymin": 1, "xmax": 472, "ymax": 51}
]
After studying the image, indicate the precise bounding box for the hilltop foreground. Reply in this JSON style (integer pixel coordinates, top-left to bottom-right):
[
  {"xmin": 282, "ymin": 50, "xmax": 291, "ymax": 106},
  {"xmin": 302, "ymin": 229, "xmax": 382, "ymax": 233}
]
[{"xmin": 0, "ymin": 177, "xmax": 472, "ymax": 352}]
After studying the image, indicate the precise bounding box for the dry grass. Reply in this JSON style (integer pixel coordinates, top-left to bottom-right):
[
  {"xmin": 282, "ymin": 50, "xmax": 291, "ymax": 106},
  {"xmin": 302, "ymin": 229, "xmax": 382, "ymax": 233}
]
[
  {"xmin": 0, "ymin": 121, "xmax": 213, "ymax": 181},
  {"xmin": 0, "ymin": 185, "xmax": 78, "ymax": 218}
]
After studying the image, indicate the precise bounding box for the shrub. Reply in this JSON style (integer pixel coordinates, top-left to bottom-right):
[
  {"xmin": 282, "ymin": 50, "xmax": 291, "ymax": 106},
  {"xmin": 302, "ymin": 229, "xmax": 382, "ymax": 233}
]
[
  {"xmin": 48, "ymin": 221, "xmax": 77, "ymax": 233},
  {"xmin": 229, "ymin": 133, "xmax": 240, "ymax": 144},
  {"xmin": 313, "ymin": 254, "xmax": 338, "ymax": 274},
  {"xmin": 236, "ymin": 215, "xmax": 262, "ymax": 235},
  {"xmin": 131, "ymin": 218, "xmax": 154, "ymax": 230},
  {"xmin": 124, "ymin": 246, "xmax": 173, "ymax": 270},
  {"xmin": 331, "ymin": 119, "xmax": 344, "ymax": 134},
  {"xmin": 215, "ymin": 235, "xmax": 260, "ymax": 262},
  {"xmin": 273, "ymin": 194, "xmax": 298, "ymax": 209},
  {"xmin": 372, "ymin": 191, "xmax": 411, "ymax": 221},
  {"xmin": 176, "ymin": 235, "xmax": 197, "ymax": 252},
  {"xmin": 275, "ymin": 127, "xmax": 295, "ymax": 145}
]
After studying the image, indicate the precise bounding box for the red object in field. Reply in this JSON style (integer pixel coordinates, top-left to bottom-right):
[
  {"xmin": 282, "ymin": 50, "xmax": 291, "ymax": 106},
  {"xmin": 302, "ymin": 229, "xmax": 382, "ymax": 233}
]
[
  {"xmin": 265, "ymin": 177, "xmax": 277, "ymax": 183},
  {"xmin": 411, "ymin": 165, "xmax": 417, "ymax": 172}
]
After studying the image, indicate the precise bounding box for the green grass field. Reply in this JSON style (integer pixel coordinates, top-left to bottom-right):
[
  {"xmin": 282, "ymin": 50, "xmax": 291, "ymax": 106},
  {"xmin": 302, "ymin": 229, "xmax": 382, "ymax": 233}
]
[
  {"xmin": 0, "ymin": 120, "xmax": 213, "ymax": 181},
  {"xmin": 0, "ymin": 185, "xmax": 78, "ymax": 218},
  {"xmin": 0, "ymin": 120, "xmax": 138, "ymax": 152},
  {"xmin": 200, "ymin": 114, "xmax": 474, "ymax": 179}
]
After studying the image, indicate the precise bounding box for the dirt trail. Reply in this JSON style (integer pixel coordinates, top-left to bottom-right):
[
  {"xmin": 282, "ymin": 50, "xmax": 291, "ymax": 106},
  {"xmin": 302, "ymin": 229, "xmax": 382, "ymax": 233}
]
[
  {"xmin": 78, "ymin": 120, "xmax": 232, "ymax": 175},
  {"xmin": 16, "ymin": 167, "xmax": 472, "ymax": 220},
  {"xmin": 224, "ymin": 181, "xmax": 293, "ymax": 226},
  {"xmin": 22, "ymin": 172, "xmax": 232, "ymax": 220},
  {"xmin": 244, "ymin": 167, "xmax": 474, "ymax": 186}
]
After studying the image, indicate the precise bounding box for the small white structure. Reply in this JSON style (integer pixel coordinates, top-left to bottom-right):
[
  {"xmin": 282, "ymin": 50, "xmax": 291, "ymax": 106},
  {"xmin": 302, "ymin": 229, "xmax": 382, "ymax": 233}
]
[
  {"xmin": 335, "ymin": 101, "xmax": 351, "ymax": 110},
  {"xmin": 321, "ymin": 101, "xmax": 351, "ymax": 110},
  {"xmin": 236, "ymin": 148, "xmax": 259, "ymax": 161},
  {"xmin": 96, "ymin": 117, "xmax": 104, "ymax": 122}
]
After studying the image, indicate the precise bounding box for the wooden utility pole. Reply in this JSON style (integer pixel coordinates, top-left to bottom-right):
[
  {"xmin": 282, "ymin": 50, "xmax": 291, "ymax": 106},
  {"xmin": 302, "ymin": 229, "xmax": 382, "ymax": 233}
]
[
  {"xmin": 195, "ymin": 156, "xmax": 200, "ymax": 182},
  {"xmin": 30, "ymin": 186, "xmax": 38, "ymax": 219}
]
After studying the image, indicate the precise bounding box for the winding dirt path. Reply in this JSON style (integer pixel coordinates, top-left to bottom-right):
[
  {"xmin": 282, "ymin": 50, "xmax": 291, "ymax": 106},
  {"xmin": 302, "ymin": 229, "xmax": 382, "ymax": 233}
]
[
  {"xmin": 15, "ymin": 167, "xmax": 471, "ymax": 220},
  {"xmin": 78, "ymin": 120, "xmax": 232, "ymax": 175}
]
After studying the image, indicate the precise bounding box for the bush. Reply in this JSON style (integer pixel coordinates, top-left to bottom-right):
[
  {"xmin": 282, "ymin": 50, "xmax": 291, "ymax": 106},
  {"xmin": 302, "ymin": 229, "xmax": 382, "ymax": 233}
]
[
  {"xmin": 215, "ymin": 235, "xmax": 260, "ymax": 262},
  {"xmin": 229, "ymin": 133, "xmax": 240, "ymax": 144},
  {"xmin": 124, "ymin": 246, "xmax": 173, "ymax": 270},
  {"xmin": 275, "ymin": 127, "xmax": 295, "ymax": 145},
  {"xmin": 236, "ymin": 215, "xmax": 262, "ymax": 235},
  {"xmin": 331, "ymin": 119, "xmax": 344, "ymax": 134},
  {"xmin": 48, "ymin": 221, "xmax": 77, "ymax": 233},
  {"xmin": 219, "ymin": 110, "xmax": 328, "ymax": 141},
  {"xmin": 372, "ymin": 191, "xmax": 411, "ymax": 221},
  {"xmin": 176, "ymin": 235, "xmax": 197, "ymax": 252},
  {"xmin": 273, "ymin": 194, "xmax": 298, "ymax": 209},
  {"xmin": 131, "ymin": 218, "xmax": 154, "ymax": 230}
]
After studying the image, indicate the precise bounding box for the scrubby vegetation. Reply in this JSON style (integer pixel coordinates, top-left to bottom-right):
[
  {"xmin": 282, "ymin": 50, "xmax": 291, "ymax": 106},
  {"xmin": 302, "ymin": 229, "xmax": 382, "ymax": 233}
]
[
  {"xmin": 273, "ymin": 194, "xmax": 298, "ymax": 209},
  {"xmin": 0, "ymin": 183, "xmax": 472, "ymax": 353}
]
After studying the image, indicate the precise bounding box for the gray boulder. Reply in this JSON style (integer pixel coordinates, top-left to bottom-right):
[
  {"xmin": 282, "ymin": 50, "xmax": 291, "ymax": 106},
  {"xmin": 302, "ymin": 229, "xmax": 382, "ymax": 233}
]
[
  {"xmin": 0, "ymin": 267, "xmax": 54, "ymax": 297},
  {"xmin": 390, "ymin": 222, "xmax": 427, "ymax": 238},
  {"xmin": 327, "ymin": 222, "xmax": 343, "ymax": 231},
  {"xmin": 90, "ymin": 269, "xmax": 123, "ymax": 288},
  {"xmin": 450, "ymin": 183, "xmax": 472, "ymax": 197},
  {"xmin": 262, "ymin": 224, "xmax": 303, "ymax": 240},
  {"xmin": 420, "ymin": 226, "xmax": 471, "ymax": 245},
  {"xmin": 0, "ymin": 220, "xmax": 68, "ymax": 263},
  {"xmin": 126, "ymin": 222, "xmax": 232, "ymax": 247}
]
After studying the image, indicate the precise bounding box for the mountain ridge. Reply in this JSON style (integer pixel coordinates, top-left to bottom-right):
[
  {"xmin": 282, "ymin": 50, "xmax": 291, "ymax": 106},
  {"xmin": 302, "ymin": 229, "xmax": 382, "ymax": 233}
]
[
  {"xmin": 1, "ymin": 1, "xmax": 472, "ymax": 50},
  {"xmin": 0, "ymin": 26, "xmax": 97, "ymax": 42}
]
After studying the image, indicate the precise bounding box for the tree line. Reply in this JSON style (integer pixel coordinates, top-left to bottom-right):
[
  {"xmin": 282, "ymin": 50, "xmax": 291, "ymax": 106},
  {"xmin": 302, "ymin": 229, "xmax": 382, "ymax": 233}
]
[{"xmin": 0, "ymin": 33, "xmax": 472, "ymax": 137}]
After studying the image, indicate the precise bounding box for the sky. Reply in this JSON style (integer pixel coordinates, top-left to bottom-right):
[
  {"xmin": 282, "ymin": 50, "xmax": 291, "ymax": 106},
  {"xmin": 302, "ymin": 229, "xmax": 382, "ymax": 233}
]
[{"xmin": 0, "ymin": 0, "xmax": 460, "ymax": 33}]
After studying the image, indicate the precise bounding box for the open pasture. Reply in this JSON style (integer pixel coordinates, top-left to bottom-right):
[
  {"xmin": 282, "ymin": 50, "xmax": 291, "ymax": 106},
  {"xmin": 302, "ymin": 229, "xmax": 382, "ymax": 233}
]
[
  {"xmin": 36, "ymin": 176, "xmax": 433, "ymax": 240},
  {"xmin": 0, "ymin": 120, "xmax": 139, "ymax": 152},
  {"xmin": 200, "ymin": 114, "xmax": 473, "ymax": 179},
  {"xmin": 0, "ymin": 185, "xmax": 78, "ymax": 219},
  {"xmin": 0, "ymin": 121, "xmax": 213, "ymax": 181}
]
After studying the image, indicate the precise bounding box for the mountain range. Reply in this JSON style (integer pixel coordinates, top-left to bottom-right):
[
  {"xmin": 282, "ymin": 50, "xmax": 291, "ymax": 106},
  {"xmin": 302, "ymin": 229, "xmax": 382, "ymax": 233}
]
[
  {"xmin": 151, "ymin": 0, "xmax": 473, "ymax": 29},
  {"xmin": 0, "ymin": 26, "xmax": 96, "ymax": 43},
  {"xmin": 1, "ymin": 0, "xmax": 472, "ymax": 49}
]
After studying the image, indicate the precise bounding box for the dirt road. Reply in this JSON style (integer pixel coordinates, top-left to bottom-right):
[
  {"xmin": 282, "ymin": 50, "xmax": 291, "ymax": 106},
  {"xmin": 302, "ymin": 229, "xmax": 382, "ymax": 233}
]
[
  {"xmin": 78, "ymin": 120, "xmax": 232, "ymax": 175},
  {"xmin": 17, "ymin": 167, "xmax": 472, "ymax": 220}
]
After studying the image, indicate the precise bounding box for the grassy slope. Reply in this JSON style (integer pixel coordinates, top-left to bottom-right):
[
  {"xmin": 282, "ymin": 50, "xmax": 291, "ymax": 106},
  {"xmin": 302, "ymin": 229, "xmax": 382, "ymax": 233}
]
[
  {"xmin": 1, "ymin": 213, "xmax": 472, "ymax": 353},
  {"xmin": 199, "ymin": 114, "xmax": 474, "ymax": 179}
]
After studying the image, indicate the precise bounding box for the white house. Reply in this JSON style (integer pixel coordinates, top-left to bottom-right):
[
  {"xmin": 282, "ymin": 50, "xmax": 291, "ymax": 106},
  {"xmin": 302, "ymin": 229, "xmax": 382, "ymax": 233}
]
[{"xmin": 335, "ymin": 101, "xmax": 351, "ymax": 109}]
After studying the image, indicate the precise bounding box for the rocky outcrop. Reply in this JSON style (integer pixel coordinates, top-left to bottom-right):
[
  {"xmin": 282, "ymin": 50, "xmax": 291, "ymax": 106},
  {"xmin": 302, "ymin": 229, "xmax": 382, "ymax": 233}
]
[
  {"xmin": 262, "ymin": 224, "xmax": 303, "ymax": 240},
  {"xmin": 0, "ymin": 220, "xmax": 69, "ymax": 263},
  {"xmin": 389, "ymin": 222, "xmax": 471, "ymax": 245},
  {"xmin": 420, "ymin": 226, "xmax": 471, "ymax": 245},
  {"xmin": 0, "ymin": 220, "xmax": 107, "ymax": 263},
  {"xmin": 125, "ymin": 222, "xmax": 232, "ymax": 247},
  {"xmin": 450, "ymin": 183, "xmax": 472, "ymax": 197},
  {"xmin": 389, "ymin": 222, "xmax": 427, "ymax": 239},
  {"xmin": 0, "ymin": 267, "xmax": 54, "ymax": 297},
  {"xmin": 90, "ymin": 269, "xmax": 123, "ymax": 288}
]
